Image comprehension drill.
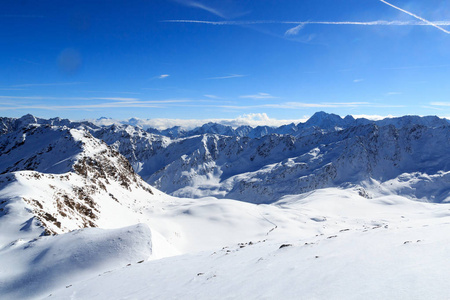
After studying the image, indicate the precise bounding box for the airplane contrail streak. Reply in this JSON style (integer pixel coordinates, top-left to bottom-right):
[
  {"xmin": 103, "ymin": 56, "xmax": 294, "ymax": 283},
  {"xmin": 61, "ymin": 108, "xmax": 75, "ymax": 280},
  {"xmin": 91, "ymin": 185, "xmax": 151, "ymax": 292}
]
[
  {"xmin": 164, "ymin": 20, "xmax": 450, "ymax": 26},
  {"xmin": 379, "ymin": 0, "xmax": 450, "ymax": 34}
]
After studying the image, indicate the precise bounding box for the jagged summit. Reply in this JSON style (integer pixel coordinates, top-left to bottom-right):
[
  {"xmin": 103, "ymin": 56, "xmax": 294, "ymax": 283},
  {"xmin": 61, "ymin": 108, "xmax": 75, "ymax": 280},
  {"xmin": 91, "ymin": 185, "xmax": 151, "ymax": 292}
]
[
  {"xmin": 0, "ymin": 114, "xmax": 98, "ymax": 136},
  {"xmin": 302, "ymin": 111, "xmax": 346, "ymax": 130}
]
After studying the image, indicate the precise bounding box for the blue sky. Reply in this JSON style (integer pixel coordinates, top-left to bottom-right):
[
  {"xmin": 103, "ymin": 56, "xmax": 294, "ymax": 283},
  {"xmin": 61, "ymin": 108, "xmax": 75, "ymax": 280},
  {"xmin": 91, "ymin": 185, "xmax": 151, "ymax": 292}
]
[{"xmin": 1, "ymin": 0, "xmax": 450, "ymax": 122}]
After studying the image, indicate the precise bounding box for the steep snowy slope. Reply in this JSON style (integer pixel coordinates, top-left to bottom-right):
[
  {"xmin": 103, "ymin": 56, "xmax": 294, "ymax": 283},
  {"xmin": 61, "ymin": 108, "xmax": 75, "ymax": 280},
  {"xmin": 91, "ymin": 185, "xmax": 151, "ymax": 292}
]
[
  {"xmin": 221, "ymin": 124, "xmax": 450, "ymax": 203},
  {"xmin": 0, "ymin": 124, "xmax": 156, "ymax": 240},
  {"xmin": 91, "ymin": 124, "xmax": 171, "ymax": 174},
  {"xmin": 94, "ymin": 121, "xmax": 450, "ymax": 203}
]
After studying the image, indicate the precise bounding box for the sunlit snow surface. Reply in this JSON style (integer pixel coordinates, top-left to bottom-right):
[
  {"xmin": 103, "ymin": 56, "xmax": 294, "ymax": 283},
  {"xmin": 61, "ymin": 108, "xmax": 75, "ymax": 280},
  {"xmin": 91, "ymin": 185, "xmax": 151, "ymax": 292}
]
[
  {"xmin": 1, "ymin": 115, "xmax": 450, "ymax": 299},
  {"xmin": 1, "ymin": 186, "xmax": 450, "ymax": 299}
]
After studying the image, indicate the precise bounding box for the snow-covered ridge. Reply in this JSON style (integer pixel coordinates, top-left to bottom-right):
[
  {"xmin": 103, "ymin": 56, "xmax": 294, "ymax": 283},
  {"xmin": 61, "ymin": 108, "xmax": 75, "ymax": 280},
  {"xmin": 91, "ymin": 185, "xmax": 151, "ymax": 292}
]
[
  {"xmin": 88, "ymin": 121, "xmax": 450, "ymax": 203},
  {"xmin": 93, "ymin": 111, "xmax": 450, "ymax": 138},
  {"xmin": 0, "ymin": 124, "xmax": 155, "ymax": 239},
  {"xmin": 2, "ymin": 112, "xmax": 449, "ymax": 203}
]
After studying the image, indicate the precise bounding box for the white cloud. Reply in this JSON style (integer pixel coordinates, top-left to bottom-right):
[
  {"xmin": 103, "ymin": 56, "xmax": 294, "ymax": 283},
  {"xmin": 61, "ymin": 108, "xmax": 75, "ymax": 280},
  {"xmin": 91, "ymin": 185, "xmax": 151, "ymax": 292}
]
[
  {"xmin": 89, "ymin": 113, "xmax": 308, "ymax": 130},
  {"xmin": 0, "ymin": 97, "xmax": 192, "ymax": 111},
  {"xmin": 204, "ymin": 94, "xmax": 220, "ymax": 99},
  {"xmin": 386, "ymin": 92, "xmax": 402, "ymax": 95},
  {"xmin": 173, "ymin": 0, "xmax": 249, "ymax": 19},
  {"xmin": 265, "ymin": 101, "xmax": 371, "ymax": 109},
  {"xmin": 383, "ymin": 64, "xmax": 450, "ymax": 70},
  {"xmin": 0, "ymin": 96, "xmax": 140, "ymax": 101},
  {"xmin": 207, "ymin": 74, "xmax": 246, "ymax": 80},
  {"xmin": 353, "ymin": 79, "xmax": 364, "ymax": 83},
  {"xmin": 285, "ymin": 24, "xmax": 305, "ymax": 36},
  {"xmin": 83, "ymin": 90, "xmax": 141, "ymax": 95},
  {"xmin": 240, "ymin": 93, "xmax": 276, "ymax": 99},
  {"xmin": 351, "ymin": 114, "xmax": 396, "ymax": 120},
  {"xmin": 430, "ymin": 102, "xmax": 450, "ymax": 106},
  {"xmin": 11, "ymin": 82, "xmax": 85, "ymax": 88},
  {"xmin": 216, "ymin": 101, "xmax": 404, "ymax": 110},
  {"xmin": 184, "ymin": 1, "xmax": 226, "ymax": 18},
  {"xmin": 157, "ymin": 74, "xmax": 170, "ymax": 79}
]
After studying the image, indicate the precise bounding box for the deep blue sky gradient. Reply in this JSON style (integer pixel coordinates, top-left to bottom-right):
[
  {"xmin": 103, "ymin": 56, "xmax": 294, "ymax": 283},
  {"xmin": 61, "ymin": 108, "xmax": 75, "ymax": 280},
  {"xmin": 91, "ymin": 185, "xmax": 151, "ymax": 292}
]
[{"xmin": 1, "ymin": 0, "xmax": 450, "ymax": 121}]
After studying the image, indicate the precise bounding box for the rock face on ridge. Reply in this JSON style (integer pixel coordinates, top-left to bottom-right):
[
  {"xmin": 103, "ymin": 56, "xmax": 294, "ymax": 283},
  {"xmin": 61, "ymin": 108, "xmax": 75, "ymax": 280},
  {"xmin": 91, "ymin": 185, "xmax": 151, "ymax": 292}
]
[
  {"xmin": 0, "ymin": 123, "xmax": 154, "ymax": 238},
  {"xmin": 88, "ymin": 119, "xmax": 450, "ymax": 203}
]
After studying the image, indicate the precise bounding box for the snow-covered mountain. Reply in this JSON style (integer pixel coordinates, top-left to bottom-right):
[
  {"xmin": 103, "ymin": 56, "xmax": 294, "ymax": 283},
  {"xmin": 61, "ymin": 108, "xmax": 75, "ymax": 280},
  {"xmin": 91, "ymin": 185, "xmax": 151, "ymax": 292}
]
[
  {"xmin": 84, "ymin": 116, "xmax": 450, "ymax": 203},
  {"xmin": 1, "ymin": 112, "xmax": 450, "ymax": 299},
  {"xmin": 0, "ymin": 123, "xmax": 158, "ymax": 238},
  {"xmin": 0, "ymin": 114, "xmax": 97, "ymax": 135},
  {"xmin": 2, "ymin": 113, "xmax": 449, "ymax": 204},
  {"xmin": 132, "ymin": 111, "xmax": 449, "ymax": 139}
]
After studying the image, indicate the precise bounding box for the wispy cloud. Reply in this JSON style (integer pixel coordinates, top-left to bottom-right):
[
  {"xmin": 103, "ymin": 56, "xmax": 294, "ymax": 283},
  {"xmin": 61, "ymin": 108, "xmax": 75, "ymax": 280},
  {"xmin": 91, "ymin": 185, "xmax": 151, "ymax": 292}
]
[
  {"xmin": 240, "ymin": 93, "xmax": 276, "ymax": 99},
  {"xmin": 0, "ymin": 99, "xmax": 192, "ymax": 111},
  {"xmin": 285, "ymin": 24, "xmax": 305, "ymax": 36},
  {"xmin": 430, "ymin": 102, "xmax": 450, "ymax": 107},
  {"xmin": 182, "ymin": 1, "xmax": 226, "ymax": 18},
  {"xmin": 204, "ymin": 94, "xmax": 221, "ymax": 99},
  {"xmin": 150, "ymin": 74, "xmax": 170, "ymax": 80},
  {"xmin": 379, "ymin": 0, "xmax": 450, "ymax": 34},
  {"xmin": 386, "ymin": 92, "xmax": 402, "ymax": 95},
  {"xmin": 382, "ymin": 64, "xmax": 450, "ymax": 70},
  {"xmin": 173, "ymin": 0, "xmax": 250, "ymax": 19},
  {"xmin": 264, "ymin": 102, "xmax": 370, "ymax": 109},
  {"xmin": 421, "ymin": 105, "xmax": 444, "ymax": 111},
  {"xmin": 164, "ymin": 19, "xmax": 450, "ymax": 27},
  {"xmin": 215, "ymin": 101, "xmax": 403, "ymax": 110},
  {"xmin": 0, "ymin": 96, "xmax": 140, "ymax": 101},
  {"xmin": 83, "ymin": 90, "xmax": 141, "ymax": 95},
  {"xmin": 206, "ymin": 74, "xmax": 246, "ymax": 80},
  {"xmin": 353, "ymin": 79, "xmax": 364, "ymax": 83},
  {"xmin": 11, "ymin": 82, "xmax": 85, "ymax": 88}
]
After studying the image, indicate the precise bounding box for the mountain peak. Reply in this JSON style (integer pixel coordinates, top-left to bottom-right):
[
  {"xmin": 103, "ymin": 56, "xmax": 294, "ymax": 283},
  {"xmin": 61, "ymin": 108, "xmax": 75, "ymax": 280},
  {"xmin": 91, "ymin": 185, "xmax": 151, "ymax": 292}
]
[{"xmin": 304, "ymin": 111, "xmax": 345, "ymax": 129}]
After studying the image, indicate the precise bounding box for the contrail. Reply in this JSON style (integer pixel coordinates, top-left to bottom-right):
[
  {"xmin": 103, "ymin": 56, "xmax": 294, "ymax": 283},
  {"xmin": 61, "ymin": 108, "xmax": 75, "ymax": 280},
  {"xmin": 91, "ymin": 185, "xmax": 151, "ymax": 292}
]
[
  {"xmin": 164, "ymin": 20, "xmax": 450, "ymax": 26},
  {"xmin": 379, "ymin": 0, "xmax": 450, "ymax": 34}
]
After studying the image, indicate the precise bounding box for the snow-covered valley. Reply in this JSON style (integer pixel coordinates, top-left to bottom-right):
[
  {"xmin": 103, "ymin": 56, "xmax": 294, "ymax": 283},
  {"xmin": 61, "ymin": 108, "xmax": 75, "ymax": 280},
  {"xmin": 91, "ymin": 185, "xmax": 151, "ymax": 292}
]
[{"xmin": 1, "ymin": 113, "xmax": 450, "ymax": 299}]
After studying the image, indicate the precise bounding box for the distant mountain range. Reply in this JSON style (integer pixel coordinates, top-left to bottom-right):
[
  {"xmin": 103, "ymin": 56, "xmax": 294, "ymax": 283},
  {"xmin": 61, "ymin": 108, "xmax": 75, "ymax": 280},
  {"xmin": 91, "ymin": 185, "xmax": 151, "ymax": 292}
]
[
  {"xmin": 91, "ymin": 111, "xmax": 450, "ymax": 138},
  {"xmin": 1, "ymin": 112, "xmax": 449, "ymax": 203}
]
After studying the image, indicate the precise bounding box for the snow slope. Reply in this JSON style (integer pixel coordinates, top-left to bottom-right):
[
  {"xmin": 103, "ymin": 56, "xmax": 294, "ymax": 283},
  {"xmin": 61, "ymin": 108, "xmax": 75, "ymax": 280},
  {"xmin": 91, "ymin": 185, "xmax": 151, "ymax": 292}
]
[
  {"xmin": 24, "ymin": 188, "xmax": 450, "ymax": 300},
  {"xmin": 0, "ymin": 224, "xmax": 153, "ymax": 300}
]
